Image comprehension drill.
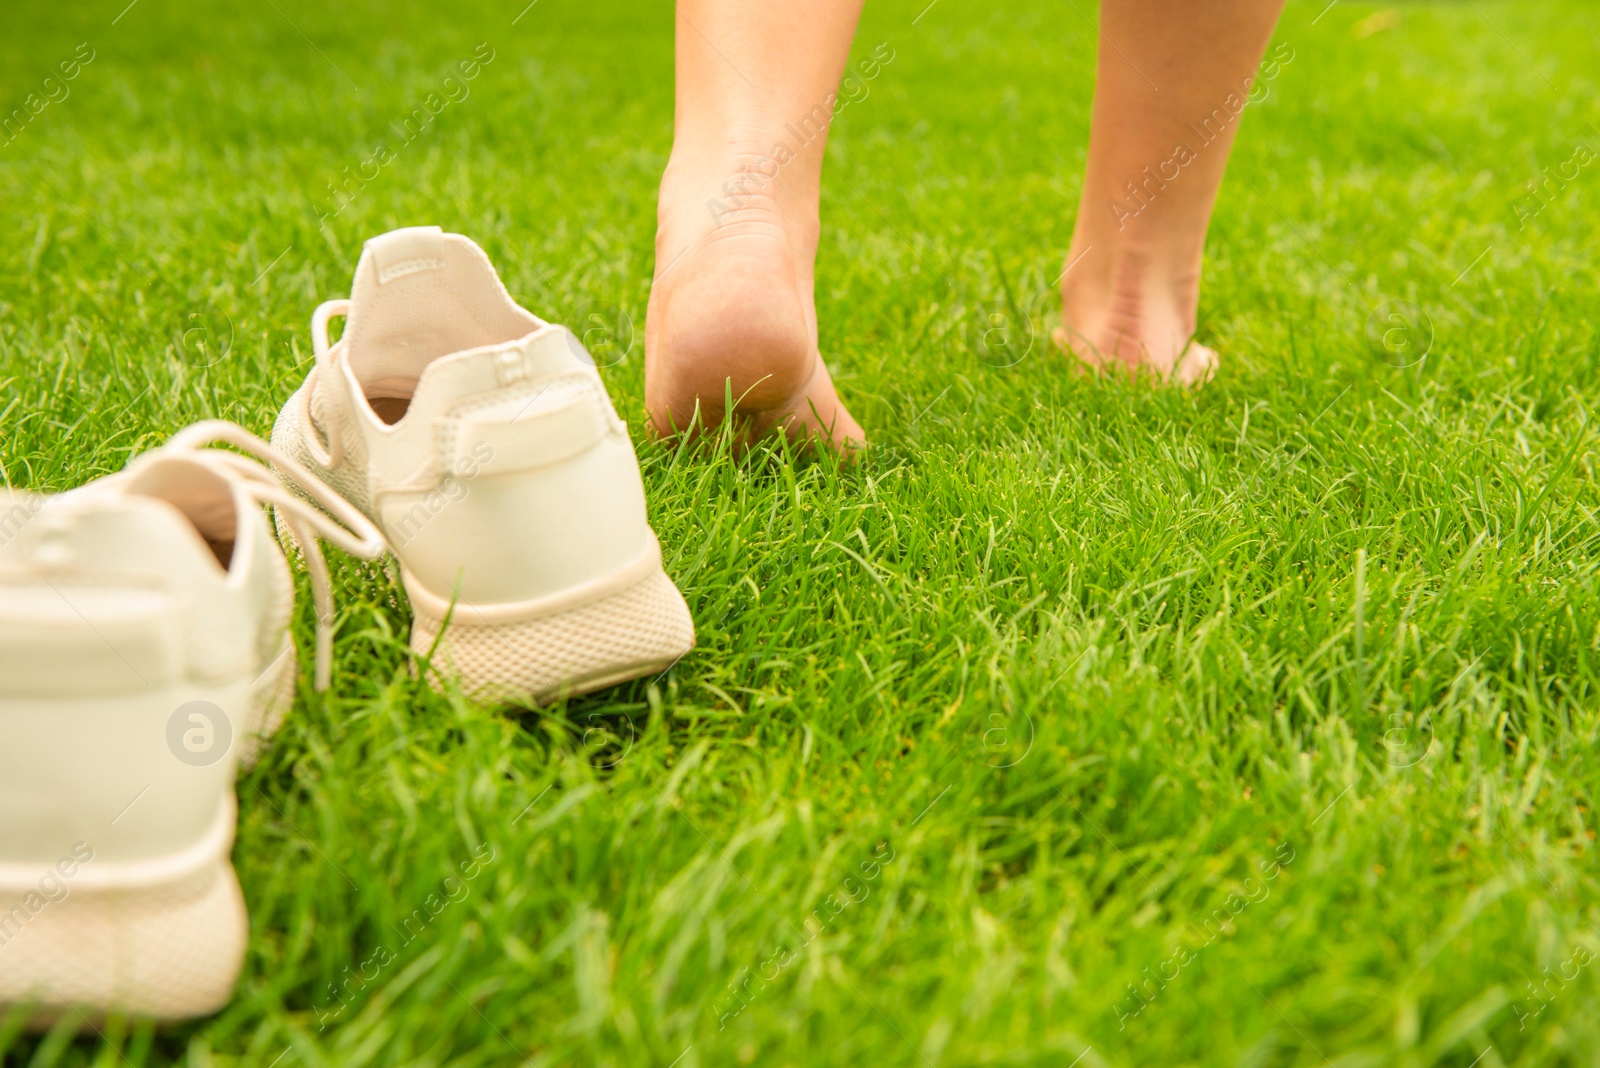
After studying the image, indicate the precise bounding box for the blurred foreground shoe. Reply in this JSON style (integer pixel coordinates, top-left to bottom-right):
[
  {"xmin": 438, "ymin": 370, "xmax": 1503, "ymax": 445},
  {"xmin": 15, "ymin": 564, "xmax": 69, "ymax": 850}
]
[
  {"xmin": 272, "ymin": 226, "xmax": 695, "ymax": 703},
  {"xmin": 0, "ymin": 422, "xmax": 383, "ymax": 1022}
]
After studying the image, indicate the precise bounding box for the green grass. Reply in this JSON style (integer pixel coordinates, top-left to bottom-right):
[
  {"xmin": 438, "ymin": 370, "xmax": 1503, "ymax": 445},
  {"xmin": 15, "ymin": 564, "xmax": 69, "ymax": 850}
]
[{"xmin": 4, "ymin": 0, "xmax": 1600, "ymax": 1063}]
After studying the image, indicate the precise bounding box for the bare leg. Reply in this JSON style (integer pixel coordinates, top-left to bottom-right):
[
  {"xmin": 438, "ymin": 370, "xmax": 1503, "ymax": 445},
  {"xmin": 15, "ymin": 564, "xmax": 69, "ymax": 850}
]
[
  {"xmin": 1058, "ymin": 0, "xmax": 1287, "ymax": 385},
  {"xmin": 645, "ymin": 0, "xmax": 867, "ymax": 449}
]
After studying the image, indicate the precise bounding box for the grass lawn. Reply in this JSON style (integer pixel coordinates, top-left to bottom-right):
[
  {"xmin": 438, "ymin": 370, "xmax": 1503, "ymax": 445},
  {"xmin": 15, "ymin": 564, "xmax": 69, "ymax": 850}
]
[{"xmin": 4, "ymin": 0, "xmax": 1600, "ymax": 1063}]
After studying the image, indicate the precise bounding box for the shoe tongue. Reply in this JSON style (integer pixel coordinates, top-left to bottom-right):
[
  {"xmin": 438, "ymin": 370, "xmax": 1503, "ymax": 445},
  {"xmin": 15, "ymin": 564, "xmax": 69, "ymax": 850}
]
[{"xmin": 343, "ymin": 226, "xmax": 543, "ymax": 399}]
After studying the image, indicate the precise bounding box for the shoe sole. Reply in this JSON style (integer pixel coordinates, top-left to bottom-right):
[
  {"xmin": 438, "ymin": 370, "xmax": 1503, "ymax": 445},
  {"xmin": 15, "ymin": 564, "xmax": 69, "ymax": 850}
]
[
  {"xmin": 276, "ymin": 504, "xmax": 694, "ymax": 704},
  {"xmin": 0, "ymin": 803, "xmax": 247, "ymax": 1026},
  {"xmin": 408, "ymin": 538, "xmax": 695, "ymax": 705}
]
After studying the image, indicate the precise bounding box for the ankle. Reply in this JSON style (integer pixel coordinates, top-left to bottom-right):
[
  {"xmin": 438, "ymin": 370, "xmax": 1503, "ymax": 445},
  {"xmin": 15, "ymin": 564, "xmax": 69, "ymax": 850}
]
[
  {"xmin": 1060, "ymin": 241, "xmax": 1202, "ymax": 367},
  {"xmin": 1068, "ymin": 228, "xmax": 1201, "ymax": 292},
  {"xmin": 660, "ymin": 135, "xmax": 822, "ymax": 240}
]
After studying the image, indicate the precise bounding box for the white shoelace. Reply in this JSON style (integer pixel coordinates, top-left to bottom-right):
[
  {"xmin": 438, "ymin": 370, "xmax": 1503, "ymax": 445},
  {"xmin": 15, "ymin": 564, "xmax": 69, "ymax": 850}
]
[
  {"xmin": 299, "ymin": 298, "xmax": 354, "ymax": 469},
  {"xmin": 165, "ymin": 420, "xmax": 386, "ymax": 690}
]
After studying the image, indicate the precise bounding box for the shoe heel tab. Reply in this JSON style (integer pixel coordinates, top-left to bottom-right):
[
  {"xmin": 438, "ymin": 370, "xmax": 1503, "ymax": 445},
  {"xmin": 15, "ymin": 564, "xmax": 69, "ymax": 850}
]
[
  {"xmin": 0, "ymin": 492, "xmax": 233, "ymax": 593},
  {"xmin": 443, "ymin": 377, "xmax": 615, "ymax": 480},
  {"xmin": 363, "ymin": 225, "xmax": 448, "ymax": 284},
  {"xmin": 468, "ymin": 325, "xmax": 601, "ymax": 392},
  {"xmin": 0, "ymin": 582, "xmax": 185, "ymax": 695}
]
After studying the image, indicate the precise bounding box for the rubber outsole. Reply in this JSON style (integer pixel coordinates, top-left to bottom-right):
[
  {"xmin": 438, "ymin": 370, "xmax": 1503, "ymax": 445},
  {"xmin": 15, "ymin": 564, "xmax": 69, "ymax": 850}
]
[
  {"xmin": 411, "ymin": 563, "xmax": 695, "ymax": 705},
  {"xmin": 0, "ymin": 806, "xmax": 247, "ymax": 1026}
]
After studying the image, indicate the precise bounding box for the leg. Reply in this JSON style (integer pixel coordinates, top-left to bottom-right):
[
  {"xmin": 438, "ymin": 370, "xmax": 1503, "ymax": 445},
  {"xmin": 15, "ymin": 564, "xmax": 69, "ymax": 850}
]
[
  {"xmin": 645, "ymin": 0, "xmax": 866, "ymax": 449},
  {"xmin": 1058, "ymin": 0, "xmax": 1287, "ymax": 385}
]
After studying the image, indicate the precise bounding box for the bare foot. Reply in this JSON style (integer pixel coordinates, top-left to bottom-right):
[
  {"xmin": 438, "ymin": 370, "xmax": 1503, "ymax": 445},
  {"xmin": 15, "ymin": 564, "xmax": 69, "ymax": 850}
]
[
  {"xmin": 1053, "ymin": 243, "xmax": 1219, "ymax": 388},
  {"xmin": 645, "ymin": 157, "xmax": 865, "ymax": 452}
]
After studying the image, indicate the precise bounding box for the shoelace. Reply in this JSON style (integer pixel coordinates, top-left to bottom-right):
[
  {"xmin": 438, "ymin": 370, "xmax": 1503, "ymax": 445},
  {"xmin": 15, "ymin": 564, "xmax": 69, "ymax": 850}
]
[
  {"xmin": 299, "ymin": 298, "xmax": 354, "ymax": 469},
  {"xmin": 165, "ymin": 419, "xmax": 386, "ymax": 690}
]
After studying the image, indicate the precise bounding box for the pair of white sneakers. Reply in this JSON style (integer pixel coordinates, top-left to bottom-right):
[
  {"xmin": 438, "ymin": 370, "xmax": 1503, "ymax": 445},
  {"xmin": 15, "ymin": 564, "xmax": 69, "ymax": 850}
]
[{"xmin": 0, "ymin": 227, "xmax": 695, "ymax": 1022}]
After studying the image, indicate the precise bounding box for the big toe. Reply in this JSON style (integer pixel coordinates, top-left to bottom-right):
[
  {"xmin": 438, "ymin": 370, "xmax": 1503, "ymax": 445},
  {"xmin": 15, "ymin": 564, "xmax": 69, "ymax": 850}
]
[{"xmin": 784, "ymin": 355, "xmax": 867, "ymax": 454}]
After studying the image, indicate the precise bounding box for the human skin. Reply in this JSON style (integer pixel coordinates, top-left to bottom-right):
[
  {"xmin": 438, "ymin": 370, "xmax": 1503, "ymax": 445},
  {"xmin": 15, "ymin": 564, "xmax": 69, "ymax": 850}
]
[
  {"xmin": 1057, "ymin": 0, "xmax": 1288, "ymax": 385},
  {"xmin": 644, "ymin": 0, "xmax": 1287, "ymax": 447}
]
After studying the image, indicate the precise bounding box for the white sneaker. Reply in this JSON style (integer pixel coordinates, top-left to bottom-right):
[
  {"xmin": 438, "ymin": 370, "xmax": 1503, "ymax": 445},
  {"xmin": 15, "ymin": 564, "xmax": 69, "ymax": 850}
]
[
  {"xmin": 271, "ymin": 226, "xmax": 696, "ymax": 703},
  {"xmin": 0, "ymin": 422, "xmax": 383, "ymax": 1022}
]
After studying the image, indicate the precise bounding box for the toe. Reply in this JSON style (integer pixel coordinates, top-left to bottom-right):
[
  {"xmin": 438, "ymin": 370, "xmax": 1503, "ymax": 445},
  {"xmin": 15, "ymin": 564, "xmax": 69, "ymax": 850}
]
[{"xmin": 1172, "ymin": 343, "xmax": 1219, "ymax": 388}]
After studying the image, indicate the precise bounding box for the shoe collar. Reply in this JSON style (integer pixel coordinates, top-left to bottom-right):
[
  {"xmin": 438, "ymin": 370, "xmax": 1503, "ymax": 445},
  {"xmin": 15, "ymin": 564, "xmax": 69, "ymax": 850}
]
[{"xmin": 122, "ymin": 422, "xmax": 386, "ymax": 690}]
